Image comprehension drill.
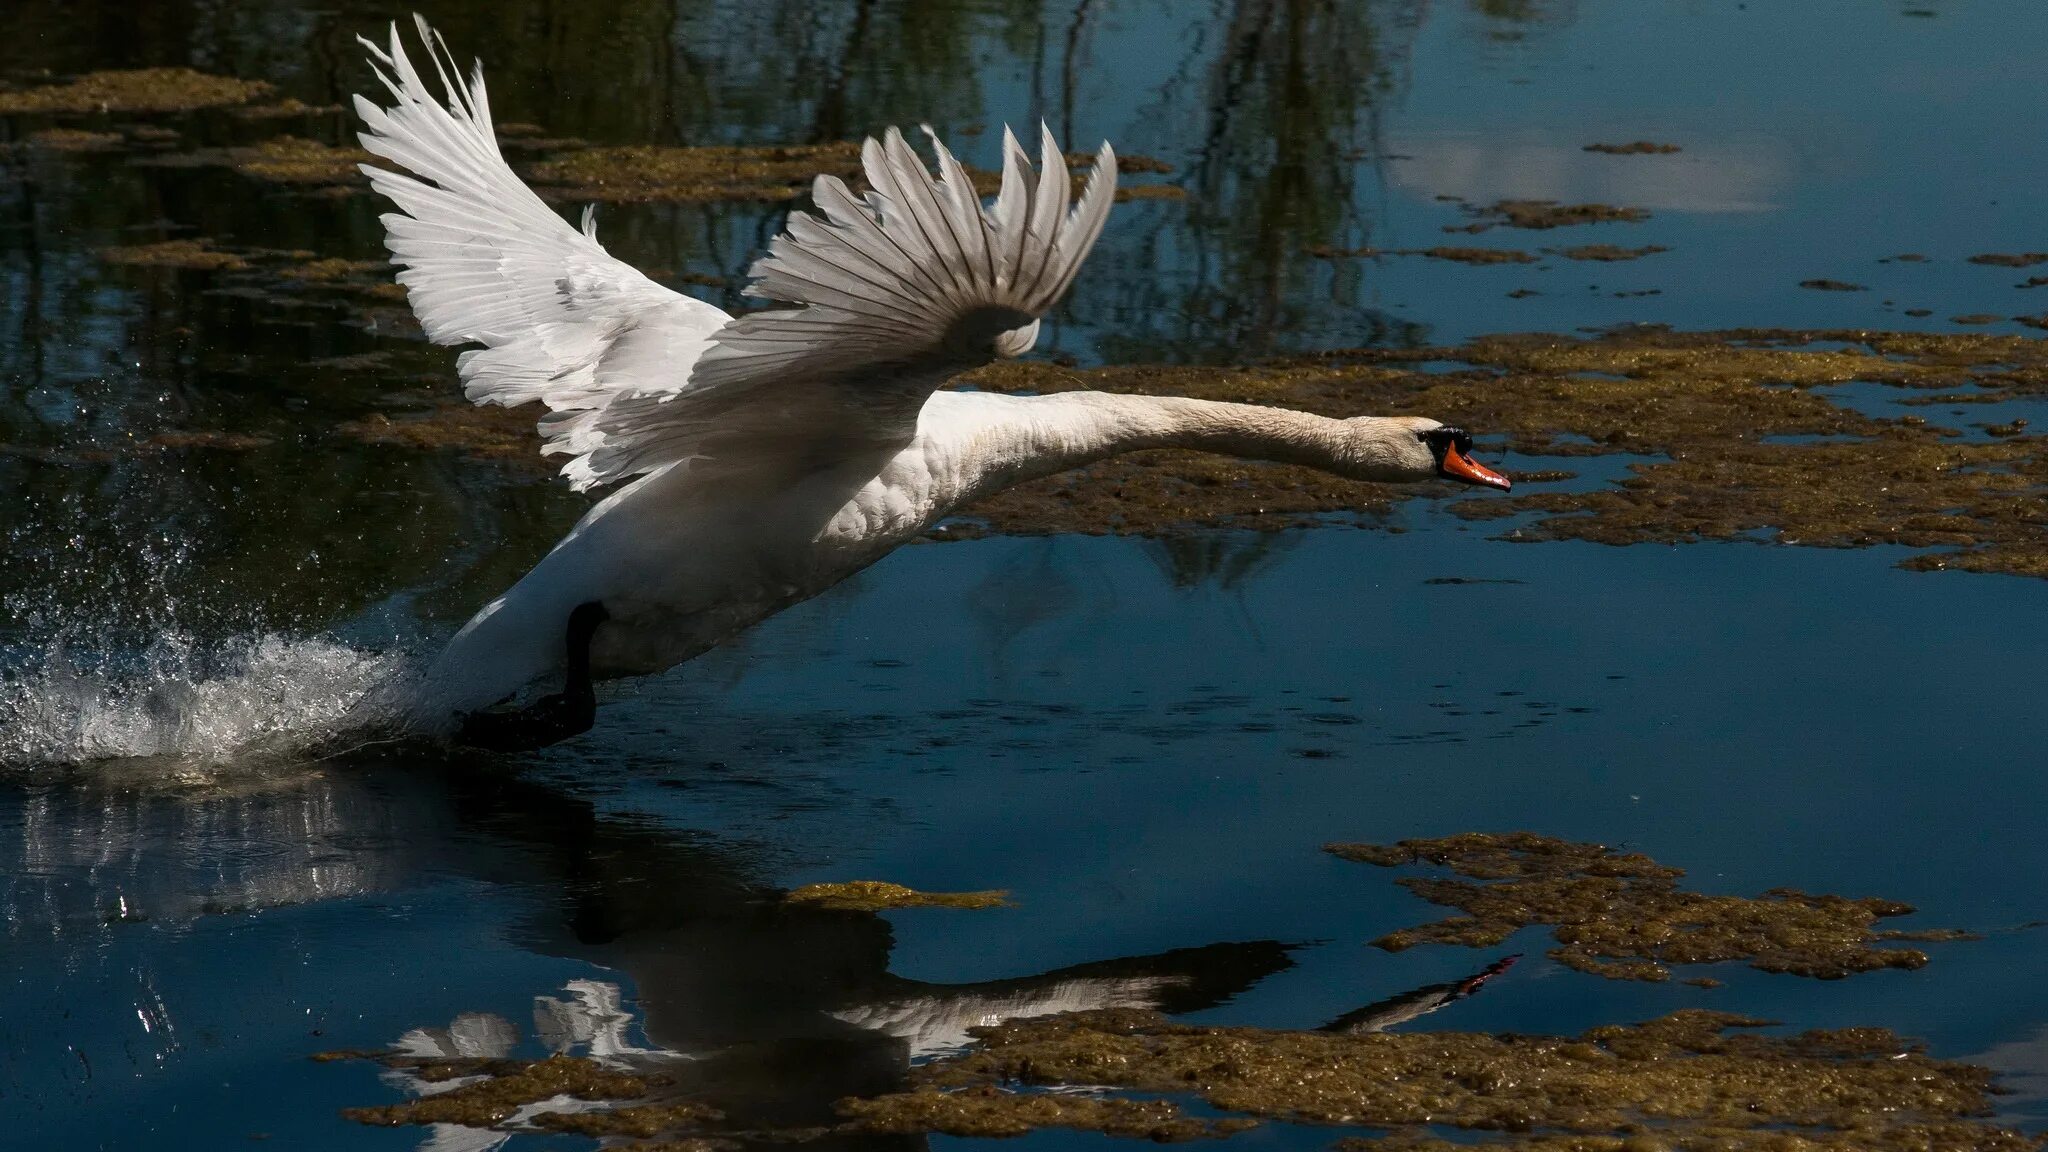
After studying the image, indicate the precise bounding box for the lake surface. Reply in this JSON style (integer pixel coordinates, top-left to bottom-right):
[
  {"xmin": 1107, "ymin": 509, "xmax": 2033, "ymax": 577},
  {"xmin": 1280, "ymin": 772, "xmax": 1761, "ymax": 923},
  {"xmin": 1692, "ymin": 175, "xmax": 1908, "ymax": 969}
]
[{"xmin": 5, "ymin": 1, "xmax": 2048, "ymax": 1149}]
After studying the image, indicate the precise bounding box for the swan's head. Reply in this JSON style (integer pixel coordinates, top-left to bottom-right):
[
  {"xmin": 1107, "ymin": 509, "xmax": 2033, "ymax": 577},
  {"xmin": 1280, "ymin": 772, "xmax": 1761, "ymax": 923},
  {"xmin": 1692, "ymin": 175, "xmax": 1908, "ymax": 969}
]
[{"xmin": 1349, "ymin": 417, "xmax": 1512, "ymax": 490}]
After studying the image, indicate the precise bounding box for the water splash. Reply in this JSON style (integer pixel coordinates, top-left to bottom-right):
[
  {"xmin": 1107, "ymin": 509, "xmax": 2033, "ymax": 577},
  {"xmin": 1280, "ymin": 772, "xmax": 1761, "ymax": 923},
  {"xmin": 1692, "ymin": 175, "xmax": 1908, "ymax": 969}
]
[{"xmin": 0, "ymin": 630, "xmax": 408, "ymax": 771}]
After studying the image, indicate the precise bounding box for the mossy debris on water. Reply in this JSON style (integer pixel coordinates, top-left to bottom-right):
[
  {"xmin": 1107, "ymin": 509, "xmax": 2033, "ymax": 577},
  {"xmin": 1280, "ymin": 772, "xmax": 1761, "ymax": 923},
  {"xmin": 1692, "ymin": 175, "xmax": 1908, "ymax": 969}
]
[
  {"xmin": 1553, "ymin": 244, "xmax": 1668, "ymax": 262},
  {"xmin": 839, "ymin": 1083, "xmax": 1253, "ymax": 1140},
  {"xmin": 97, "ymin": 238, "xmax": 250, "ymax": 271},
  {"xmin": 1454, "ymin": 200, "xmax": 1651, "ymax": 232},
  {"xmin": 1583, "ymin": 141, "xmax": 1683, "ymax": 155},
  {"xmin": 0, "ymin": 68, "xmax": 272, "ymax": 114},
  {"xmin": 1968, "ymin": 252, "xmax": 2048, "ymax": 268},
  {"xmin": 873, "ymin": 1007, "xmax": 2035, "ymax": 1150},
  {"xmin": 1310, "ymin": 245, "xmax": 1538, "ymax": 265},
  {"xmin": 783, "ymin": 880, "xmax": 1009, "ymax": 911},
  {"xmin": 339, "ymin": 1054, "xmax": 653, "ymax": 1127},
  {"xmin": 527, "ymin": 141, "xmax": 866, "ymax": 203},
  {"xmin": 525, "ymin": 139, "xmax": 1170, "ymax": 204},
  {"xmin": 232, "ymin": 136, "xmax": 372, "ymax": 185},
  {"xmin": 1326, "ymin": 832, "xmax": 1960, "ymax": 980},
  {"xmin": 23, "ymin": 128, "xmax": 123, "ymax": 152}
]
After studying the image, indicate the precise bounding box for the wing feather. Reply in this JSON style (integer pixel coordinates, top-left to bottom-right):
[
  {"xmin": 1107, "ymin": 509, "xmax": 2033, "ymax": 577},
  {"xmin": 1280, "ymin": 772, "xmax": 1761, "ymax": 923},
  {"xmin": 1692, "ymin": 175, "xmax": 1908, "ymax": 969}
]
[
  {"xmin": 574, "ymin": 122, "xmax": 1119, "ymax": 482},
  {"xmin": 353, "ymin": 17, "xmax": 726, "ymax": 489}
]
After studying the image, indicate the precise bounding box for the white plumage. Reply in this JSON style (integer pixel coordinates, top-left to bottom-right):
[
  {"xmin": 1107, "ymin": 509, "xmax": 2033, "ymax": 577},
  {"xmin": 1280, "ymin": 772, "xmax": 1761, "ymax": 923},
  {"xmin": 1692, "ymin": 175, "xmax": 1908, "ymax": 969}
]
[{"xmin": 352, "ymin": 18, "xmax": 1506, "ymax": 736}]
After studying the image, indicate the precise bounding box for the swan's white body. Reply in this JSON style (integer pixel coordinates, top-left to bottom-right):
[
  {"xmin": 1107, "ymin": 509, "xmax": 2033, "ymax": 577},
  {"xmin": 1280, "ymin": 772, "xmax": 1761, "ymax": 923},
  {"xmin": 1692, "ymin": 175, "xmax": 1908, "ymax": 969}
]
[{"xmin": 353, "ymin": 20, "xmax": 1503, "ymax": 732}]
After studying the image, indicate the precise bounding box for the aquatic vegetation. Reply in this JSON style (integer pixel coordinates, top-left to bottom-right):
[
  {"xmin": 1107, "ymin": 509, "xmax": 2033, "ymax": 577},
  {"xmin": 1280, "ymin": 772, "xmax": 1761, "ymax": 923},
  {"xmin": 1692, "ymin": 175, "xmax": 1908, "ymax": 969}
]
[
  {"xmin": 231, "ymin": 136, "xmax": 372, "ymax": 185},
  {"xmin": 1968, "ymin": 252, "xmax": 2048, "ymax": 268},
  {"xmin": 1553, "ymin": 244, "xmax": 1668, "ymax": 262},
  {"xmin": 861, "ymin": 1007, "xmax": 2036, "ymax": 1149},
  {"xmin": 526, "ymin": 141, "xmax": 865, "ymax": 202},
  {"xmin": 1326, "ymin": 833, "xmax": 1960, "ymax": 980},
  {"xmin": 23, "ymin": 128, "xmax": 122, "ymax": 152},
  {"xmin": 1310, "ymin": 245, "xmax": 1539, "ymax": 264},
  {"xmin": 96, "ymin": 239, "xmax": 249, "ymax": 271},
  {"xmin": 340, "ymin": 1055, "xmax": 652, "ymax": 1127},
  {"xmin": 1583, "ymin": 141, "xmax": 1683, "ymax": 154},
  {"xmin": 839, "ymin": 1084, "xmax": 1251, "ymax": 1140},
  {"xmin": 523, "ymin": 140, "xmax": 1172, "ymax": 203},
  {"xmin": 1457, "ymin": 200, "xmax": 1651, "ymax": 231},
  {"xmin": 1798, "ymin": 279, "xmax": 1866, "ymax": 291},
  {"xmin": 0, "ymin": 68, "xmax": 272, "ymax": 114},
  {"xmin": 530, "ymin": 1101, "xmax": 724, "ymax": 1138},
  {"xmin": 783, "ymin": 880, "xmax": 1009, "ymax": 911},
  {"xmin": 335, "ymin": 404, "xmax": 539, "ymax": 461}
]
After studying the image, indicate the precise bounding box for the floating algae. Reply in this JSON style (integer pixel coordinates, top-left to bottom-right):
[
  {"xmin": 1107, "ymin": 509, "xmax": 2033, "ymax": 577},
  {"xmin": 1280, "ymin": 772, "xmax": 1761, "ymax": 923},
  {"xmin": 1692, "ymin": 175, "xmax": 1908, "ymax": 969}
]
[
  {"xmin": 0, "ymin": 68, "xmax": 271, "ymax": 114},
  {"xmin": 526, "ymin": 141, "xmax": 865, "ymax": 203},
  {"xmin": 339, "ymin": 1054, "xmax": 652, "ymax": 1127},
  {"xmin": 1553, "ymin": 244, "xmax": 1668, "ymax": 262},
  {"xmin": 1309, "ymin": 245, "xmax": 1539, "ymax": 265},
  {"xmin": 783, "ymin": 880, "xmax": 1009, "ymax": 911},
  {"xmin": 96, "ymin": 238, "xmax": 249, "ymax": 271},
  {"xmin": 524, "ymin": 139, "xmax": 1171, "ymax": 204},
  {"xmin": 1799, "ymin": 279, "xmax": 1866, "ymax": 291},
  {"xmin": 1325, "ymin": 833, "xmax": 1964, "ymax": 980},
  {"xmin": 1583, "ymin": 141, "xmax": 1683, "ymax": 155},
  {"xmin": 839, "ymin": 1084, "xmax": 1252, "ymax": 1140},
  {"xmin": 854, "ymin": 1007, "xmax": 2038, "ymax": 1150},
  {"xmin": 1455, "ymin": 200, "xmax": 1651, "ymax": 232},
  {"xmin": 230, "ymin": 136, "xmax": 372, "ymax": 185},
  {"xmin": 530, "ymin": 1101, "xmax": 723, "ymax": 1138},
  {"xmin": 1968, "ymin": 252, "xmax": 2048, "ymax": 268},
  {"xmin": 23, "ymin": 128, "xmax": 122, "ymax": 152}
]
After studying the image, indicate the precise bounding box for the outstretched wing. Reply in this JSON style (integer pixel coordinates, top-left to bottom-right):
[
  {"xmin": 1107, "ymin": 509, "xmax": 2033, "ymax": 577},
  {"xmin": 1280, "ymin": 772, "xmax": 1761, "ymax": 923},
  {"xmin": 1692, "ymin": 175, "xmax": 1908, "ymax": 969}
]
[
  {"xmin": 558, "ymin": 124, "xmax": 1119, "ymax": 488},
  {"xmin": 353, "ymin": 17, "xmax": 728, "ymax": 484}
]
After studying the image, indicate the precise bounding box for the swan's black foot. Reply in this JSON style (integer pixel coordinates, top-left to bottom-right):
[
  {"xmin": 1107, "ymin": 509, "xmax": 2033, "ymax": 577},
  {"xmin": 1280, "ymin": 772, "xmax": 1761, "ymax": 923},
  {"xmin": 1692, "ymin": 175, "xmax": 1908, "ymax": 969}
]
[{"xmin": 456, "ymin": 601, "xmax": 610, "ymax": 752}]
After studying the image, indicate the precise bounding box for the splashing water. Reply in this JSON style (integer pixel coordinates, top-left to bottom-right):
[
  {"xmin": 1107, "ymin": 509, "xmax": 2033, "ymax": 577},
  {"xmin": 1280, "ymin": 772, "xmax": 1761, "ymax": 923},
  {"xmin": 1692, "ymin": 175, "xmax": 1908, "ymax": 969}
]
[{"xmin": 0, "ymin": 631, "xmax": 410, "ymax": 771}]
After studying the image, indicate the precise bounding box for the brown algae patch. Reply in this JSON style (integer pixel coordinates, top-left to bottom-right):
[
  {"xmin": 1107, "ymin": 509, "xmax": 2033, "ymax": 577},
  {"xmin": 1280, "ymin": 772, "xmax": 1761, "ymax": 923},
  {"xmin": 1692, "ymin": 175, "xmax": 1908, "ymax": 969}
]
[
  {"xmin": 839, "ymin": 1084, "xmax": 1252, "ymax": 1140},
  {"xmin": 1553, "ymin": 244, "xmax": 1669, "ymax": 262},
  {"xmin": 24, "ymin": 128, "xmax": 122, "ymax": 152},
  {"xmin": 1583, "ymin": 141, "xmax": 1682, "ymax": 154},
  {"xmin": 783, "ymin": 880, "xmax": 1009, "ymax": 911},
  {"xmin": 525, "ymin": 140, "xmax": 1168, "ymax": 204},
  {"xmin": 0, "ymin": 68, "xmax": 272, "ymax": 114},
  {"xmin": 97, "ymin": 239, "xmax": 249, "ymax": 271},
  {"xmin": 340, "ymin": 1055, "xmax": 652, "ymax": 1127},
  {"xmin": 528, "ymin": 141, "xmax": 865, "ymax": 203},
  {"xmin": 230, "ymin": 136, "xmax": 372, "ymax": 185},
  {"xmin": 1456, "ymin": 200, "xmax": 1651, "ymax": 231},
  {"xmin": 1310, "ymin": 245, "xmax": 1538, "ymax": 265},
  {"xmin": 876, "ymin": 1007, "xmax": 2036, "ymax": 1149},
  {"xmin": 1968, "ymin": 252, "xmax": 2048, "ymax": 268},
  {"xmin": 1799, "ymin": 279, "xmax": 1866, "ymax": 291},
  {"xmin": 1326, "ymin": 833, "xmax": 1951, "ymax": 980},
  {"xmin": 531, "ymin": 1102, "xmax": 723, "ymax": 1138}
]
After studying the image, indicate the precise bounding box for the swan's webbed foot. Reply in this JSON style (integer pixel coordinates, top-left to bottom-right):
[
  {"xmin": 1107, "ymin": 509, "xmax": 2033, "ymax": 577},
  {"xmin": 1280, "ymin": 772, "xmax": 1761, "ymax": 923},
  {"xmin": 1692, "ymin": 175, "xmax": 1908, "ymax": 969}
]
[{"xmin": 455, "ymin": 601, "xmax": 610, "ymax": 753}]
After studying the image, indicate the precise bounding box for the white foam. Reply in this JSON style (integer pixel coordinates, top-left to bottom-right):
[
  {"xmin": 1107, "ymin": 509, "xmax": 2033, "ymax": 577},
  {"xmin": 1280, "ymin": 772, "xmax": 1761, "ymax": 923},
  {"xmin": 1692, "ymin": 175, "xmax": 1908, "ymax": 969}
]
[{"xmin": 0, "ymin": 631, "xmax": 408, "ymax": 770}]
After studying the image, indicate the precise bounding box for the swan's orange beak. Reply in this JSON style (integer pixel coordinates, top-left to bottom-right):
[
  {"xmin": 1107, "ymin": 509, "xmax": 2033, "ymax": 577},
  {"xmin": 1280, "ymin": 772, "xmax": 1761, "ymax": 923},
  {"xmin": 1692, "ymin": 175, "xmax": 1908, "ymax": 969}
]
[{"xmin": 1440, "ymin": 443, "xmax": 1512, "ymax": 491}]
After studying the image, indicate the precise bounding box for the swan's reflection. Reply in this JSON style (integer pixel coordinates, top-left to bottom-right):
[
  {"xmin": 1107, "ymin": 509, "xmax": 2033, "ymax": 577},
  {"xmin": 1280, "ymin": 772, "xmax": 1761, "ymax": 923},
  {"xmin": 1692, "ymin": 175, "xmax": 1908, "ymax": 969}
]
[{"xmin": 0, "ymin": 760, "xmax": 1513, "ymax": 1147}]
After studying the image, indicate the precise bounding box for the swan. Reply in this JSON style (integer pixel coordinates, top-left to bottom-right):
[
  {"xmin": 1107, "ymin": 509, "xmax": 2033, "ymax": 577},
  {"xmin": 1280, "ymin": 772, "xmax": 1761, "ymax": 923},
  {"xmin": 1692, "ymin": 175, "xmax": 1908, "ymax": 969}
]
[{"xmin": 352, "ymin": 18, "xmax": 1512, "ymax": 748}]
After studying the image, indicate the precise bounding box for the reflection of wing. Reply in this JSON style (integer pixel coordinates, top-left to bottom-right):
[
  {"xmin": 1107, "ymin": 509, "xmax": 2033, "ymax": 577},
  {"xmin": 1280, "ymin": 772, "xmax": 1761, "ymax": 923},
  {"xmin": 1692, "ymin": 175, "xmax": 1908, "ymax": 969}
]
[
  {"xmin": 1319, "ymin": 955, "xmax": 1519, "ymax": 1035},
  {"xmin": 832, "ymin": 941, "xmax": 1294, "ymax": 1058},
  {"xmin": 570, "ymin": 124, "xmax": 1119, "ymax": 486},
  {"xmin": 354, "ymin": 18, "xmax": 728, "ymax": 488},
  {"xmin": 533, "ymin": 979, "xmax": 683, "ymax": 1064},
  {"xmin": 831, "ymin": 975, "xmax": 1175, "ymax": 1058}
]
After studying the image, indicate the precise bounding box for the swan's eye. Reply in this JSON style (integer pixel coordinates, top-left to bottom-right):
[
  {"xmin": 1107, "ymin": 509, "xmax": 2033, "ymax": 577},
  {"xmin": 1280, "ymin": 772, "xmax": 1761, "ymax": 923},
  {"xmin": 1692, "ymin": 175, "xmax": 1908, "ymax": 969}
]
[{"xmin": 1419, "ymin": 427, "xmax": 1471, "ymax": 460}]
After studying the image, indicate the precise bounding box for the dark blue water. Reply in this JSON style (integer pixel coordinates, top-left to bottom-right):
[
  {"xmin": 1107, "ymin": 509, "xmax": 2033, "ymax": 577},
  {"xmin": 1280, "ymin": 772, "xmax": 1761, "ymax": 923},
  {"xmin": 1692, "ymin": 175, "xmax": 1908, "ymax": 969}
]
[{"xmin": 5, "ymin": 1, "xmax": 2048, "ymax": 1149}]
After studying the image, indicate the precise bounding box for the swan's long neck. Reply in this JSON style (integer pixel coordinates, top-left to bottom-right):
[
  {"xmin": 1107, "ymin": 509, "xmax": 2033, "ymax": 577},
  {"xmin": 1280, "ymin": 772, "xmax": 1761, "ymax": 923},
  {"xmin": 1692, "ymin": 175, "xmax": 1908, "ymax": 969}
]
[{"xmin": 934, "ymin": 391, "xmax": 1417, "ymax": 504}]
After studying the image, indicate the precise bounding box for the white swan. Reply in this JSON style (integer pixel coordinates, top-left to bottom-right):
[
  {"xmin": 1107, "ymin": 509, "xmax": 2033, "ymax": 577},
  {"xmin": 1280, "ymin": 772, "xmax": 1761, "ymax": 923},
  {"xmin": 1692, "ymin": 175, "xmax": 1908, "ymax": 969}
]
[{"xmin": 352, "ymin": 18, "xmax": 1512, "ymax": 746}]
